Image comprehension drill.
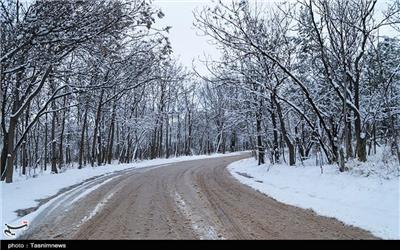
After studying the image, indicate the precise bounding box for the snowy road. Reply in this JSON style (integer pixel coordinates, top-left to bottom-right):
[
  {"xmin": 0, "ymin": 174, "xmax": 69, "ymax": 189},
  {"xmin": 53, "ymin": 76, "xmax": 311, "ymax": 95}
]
[{"xmin": 20, "ymin": 154, "xmax": 377, "ymax": 239}]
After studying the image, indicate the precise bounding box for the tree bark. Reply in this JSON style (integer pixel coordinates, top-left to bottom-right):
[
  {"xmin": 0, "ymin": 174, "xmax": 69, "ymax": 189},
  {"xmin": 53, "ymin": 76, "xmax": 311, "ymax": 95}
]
[
  {"xmin": 106, "ymin": 100, "xmax": 116, "ymax": 164},
  {"xmin": 44, "ymin": 113, "xmax": 48, "ymax": 171},
  {"xmin": 354, "ymin": 84, "xmax": 367, "ymax": 162},
  {"xmin": 256, "ymin": 111, "xmax": 265, "ymax": 165},
  {"xmin": 78, "ymin": 100, "xmax": 88, "ymax": 169},
  {"xmin": 50, "ymin": 104, "xmax": 58, "ymax": 174},
  {"xmin": 92, "ymin": 89, "xmax": 104, "ymax": 167},
  {"xmin": 270, "ymin": 99, "xmax": 280, "ymax": 164},
  {"xmin": 165, "ymin": 114, "xmax": 170, "ymax": 158},
  {"xmin": 274, "ymin": 95, "xmax": 295, "ymax": 166},
  {"xmin": 58, "ymin": 96, "xmax": 67, "ymax": 169}
]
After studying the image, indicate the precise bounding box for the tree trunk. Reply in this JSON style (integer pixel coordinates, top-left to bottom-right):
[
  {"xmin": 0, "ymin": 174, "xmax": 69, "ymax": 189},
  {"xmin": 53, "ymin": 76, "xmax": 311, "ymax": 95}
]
[
  {"xmin": 106, "ymin": 100, "xmax": 116, "ymax": 164},
  {"xmin": 165, "ymin": 115, "xmax": 170, "ymax": 158},
  {"xmin": 85, "ymin": 121, "xmax": 89, "ymax": 166},
  {"xmin": 187, "ymin": 110, "xmax": 192, "ymax": 155},
  {"xmin": 115, "ymin": 122, "xmax": 120, "ymax": 160},
  {"xmin": 92, "ymin": 89, "xmax": 104, "ymax": 167},
  {"xmin": 44, "ymin": 113, "xmax": 48, "ymax": 171},
  {"xmin": 354, "ymin": 78, "xmax": 367, "ymax": 162},
  {"xmin": 78, "ymin": 101, "xmax": 88, "ymax": 169},
  {"xmin": 21, "ymin": 103, "xmax": 30, "ymax": 175},
  {"xmin": 270, "ymin": 98, "xmax": 280, "ymax": 164},
  {"xmin": 2, "ymin": 57, "xmax": 23, "ymax": 182},
  {"xmin": 295, "ymin": 126, "xmax": 305, "ymax": 161},
  {"xmin": 58, "ymin": 96, "xmax": 67, "ymax": 169},
  {"xmin": 0, "ymin": 134, "xmax": 8, "ymax": 181},
  {"xmin": 346, "ymin": 121, "xmax": 353, "ymax": 159},
  {"xmin": 125, "ymin": 134, "xmax": 131, "ymax": 163},
  {"xmin": 4, "ymin": 78, "xmax": 22, "ymax": 182},
  {"xmin": 274, "ymin": 95, "xmax": 295, "ymax": 166},
  {"xmin": 176, "ymin": 112, "xmax": 181, "ymax": 156},
  {"xmin": 256, "ymin": 113, "xmax": 265, "ymax": 165},
  {"xmin": 51, "ymin": 107, "xmax": 58, "ymax": 174},
  {"xmin": 230, "ymin": 130, "xmax": 236, "ymax": 152},
  {"xmin": 158, "ymin": 122, "xmax": 163, "ymax": 158}
]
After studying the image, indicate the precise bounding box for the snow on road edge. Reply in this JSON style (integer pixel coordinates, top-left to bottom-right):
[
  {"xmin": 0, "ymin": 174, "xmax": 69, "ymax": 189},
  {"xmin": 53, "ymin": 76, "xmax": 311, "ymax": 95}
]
[{"xmin": 228, "ymin": 158, "xmax": 400, "ymax": 239}]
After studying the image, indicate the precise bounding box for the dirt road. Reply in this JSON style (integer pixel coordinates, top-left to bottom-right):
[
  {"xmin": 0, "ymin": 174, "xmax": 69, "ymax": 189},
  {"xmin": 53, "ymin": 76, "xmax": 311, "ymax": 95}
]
[{"xmin": 21, "ymin": 154, "xmax": 377, "ymax": 239}]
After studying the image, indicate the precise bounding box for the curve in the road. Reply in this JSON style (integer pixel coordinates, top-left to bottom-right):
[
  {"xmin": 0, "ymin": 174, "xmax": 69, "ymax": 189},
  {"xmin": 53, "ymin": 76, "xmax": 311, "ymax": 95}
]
[{"xmin": 21, "ymin": 154, "xmax": 377, "ymax": 240}]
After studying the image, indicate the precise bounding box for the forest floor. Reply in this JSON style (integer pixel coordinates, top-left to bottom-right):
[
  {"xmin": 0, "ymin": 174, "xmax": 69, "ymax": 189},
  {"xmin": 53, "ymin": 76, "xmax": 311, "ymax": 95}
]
[{"xmin": 14, "ymin": 153, "xmax": 376, "ymax": 239}]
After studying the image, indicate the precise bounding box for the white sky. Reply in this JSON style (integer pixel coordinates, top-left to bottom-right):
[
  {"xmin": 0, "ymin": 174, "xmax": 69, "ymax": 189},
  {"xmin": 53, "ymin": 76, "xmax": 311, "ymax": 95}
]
[
  {"xmin": 153, "ymin": 0, "xmax": 218, "ymax": 75},
  {"xmin": 152, "ymin": 0, "xmax": 289, "ymax": 75},
  {"xmin": 153, "ymin": 0, "xmax": 398, "ymax": 75}
]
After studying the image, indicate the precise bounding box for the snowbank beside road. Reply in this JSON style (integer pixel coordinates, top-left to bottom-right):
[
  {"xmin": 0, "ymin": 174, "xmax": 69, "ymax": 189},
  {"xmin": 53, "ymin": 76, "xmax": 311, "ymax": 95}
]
[
  {"xmin": 228, "ymin": 158, "xmax": 399, "ymax": 239},
  {"xmin": 1, "ymin": 151, "xmax": 246, "ymax": 238}
]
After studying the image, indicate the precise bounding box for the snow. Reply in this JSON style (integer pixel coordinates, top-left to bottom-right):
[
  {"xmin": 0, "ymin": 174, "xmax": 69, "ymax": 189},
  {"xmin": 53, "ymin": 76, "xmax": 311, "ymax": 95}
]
[
  {"xmin": 80, "ymin": 191, "xmax": 116, "ymax": 224},
  {"xmin": 228, "ymin": 156, "xmax": 400, "ymax": 239},
  {"xmin": 174, "ymin": 191, "xmax": 220, "ymax": 240},
  {"xmin": 66, "ymin": 176, "xmax": 118, "ymax": 206},
  {"xmin": 1, "ymin": 152, "xmax": 245, "ymax": 239}
]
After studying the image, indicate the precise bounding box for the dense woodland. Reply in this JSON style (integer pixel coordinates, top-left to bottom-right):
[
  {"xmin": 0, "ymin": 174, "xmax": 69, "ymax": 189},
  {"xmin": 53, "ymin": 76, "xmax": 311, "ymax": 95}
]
[{"xmin": 1, "ymin": 0, "xmax": 399, "ymax": 183}]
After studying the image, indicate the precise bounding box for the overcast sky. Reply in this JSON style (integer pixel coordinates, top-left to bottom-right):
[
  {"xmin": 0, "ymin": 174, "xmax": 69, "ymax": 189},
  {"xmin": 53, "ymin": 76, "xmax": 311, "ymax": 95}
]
[
  {"xmin": 152, "ymin": 0, "xmax": 292, "ymax": 75},
  {"xmin": 152, "ymin": 0, "xmax": 217, "ymax": 75},
  {"xmin": 153, "ymin": 0, "xmax": 398, "ymax": 75}
]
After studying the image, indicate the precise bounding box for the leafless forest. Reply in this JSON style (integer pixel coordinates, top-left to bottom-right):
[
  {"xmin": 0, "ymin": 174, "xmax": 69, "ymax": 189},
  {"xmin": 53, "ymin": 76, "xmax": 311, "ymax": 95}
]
[{"xmin": 1, "ymin": 0, "xmax": 399, "ymax": 183}]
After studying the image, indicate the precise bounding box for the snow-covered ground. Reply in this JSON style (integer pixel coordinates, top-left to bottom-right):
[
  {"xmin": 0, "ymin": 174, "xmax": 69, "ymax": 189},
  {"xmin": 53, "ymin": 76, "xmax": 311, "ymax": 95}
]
[
  {"xmin": 0, "ymin": 152, "xmax": 245, "ymax": 238},
  {"xmin": 228, "ymin": 155, "xmax": 400, "ymax": 239}
]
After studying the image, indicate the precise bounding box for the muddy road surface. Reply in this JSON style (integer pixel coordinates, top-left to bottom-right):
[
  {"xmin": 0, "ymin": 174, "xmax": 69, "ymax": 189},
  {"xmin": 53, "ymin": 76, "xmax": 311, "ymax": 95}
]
[{"xmin": 21, "ymin": 153, "xmax": 376, "ymax": 239}]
